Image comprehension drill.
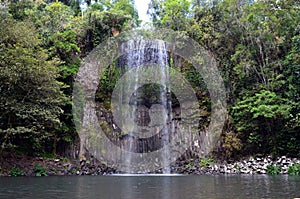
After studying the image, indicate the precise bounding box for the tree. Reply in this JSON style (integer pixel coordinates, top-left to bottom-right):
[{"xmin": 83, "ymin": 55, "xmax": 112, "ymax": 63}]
[
  {"xmin": 232, "ymin": 90, "xmax": 292, "ymax": 155},
  {"xmin": 147, "ymin": 0, "xmax": 300, "ymax": 158},
  {"xmin": 78, "ymin": 0, "xmax": 137, "ymax": 55},
  {"xmin": 148, "ymin": 0, "xmax": 191, "ymax": 30},
  {"xmin": 0, "ymin": 13, "xmax": 64, "ymax": 154}
]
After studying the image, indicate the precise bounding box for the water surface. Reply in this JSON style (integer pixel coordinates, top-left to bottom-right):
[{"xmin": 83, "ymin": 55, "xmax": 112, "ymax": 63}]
[{"xmin": 0, "ymin": 175, "xmax": 299, "ymax": 199}]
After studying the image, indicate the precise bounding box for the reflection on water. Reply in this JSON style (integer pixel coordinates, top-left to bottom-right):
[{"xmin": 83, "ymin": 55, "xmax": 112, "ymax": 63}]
[{"xmin": 0, "ymin": 175, "xmax": 299, "ymax": 199}]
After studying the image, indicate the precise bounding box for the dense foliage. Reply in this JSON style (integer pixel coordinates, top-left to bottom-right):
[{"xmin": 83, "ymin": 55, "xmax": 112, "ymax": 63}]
[
  {"xmin": 0, "ymin": 14, "xmax": 64, "ymax": 153},
  {"xmin": 0, "ymin": 0, "xmax": 137, "ymax": 156},
  {"xmin": 0, "ymin": 0, "xmax": 299, "ymax": 158},
  {"xmin": 149, "ymin": 0, "xmax": 299, "ymax": 158}
]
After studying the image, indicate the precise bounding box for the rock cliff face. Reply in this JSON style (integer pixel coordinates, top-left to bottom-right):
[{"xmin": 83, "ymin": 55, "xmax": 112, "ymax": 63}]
[{"xmin": 71, "ymin": 24, "xmax": 231, "ymax": 172}]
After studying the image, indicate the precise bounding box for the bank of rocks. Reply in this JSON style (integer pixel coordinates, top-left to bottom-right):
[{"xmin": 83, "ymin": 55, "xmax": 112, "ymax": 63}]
[
  {"xmin": 1, "ymin": 153, "xmax": 299, "ymax": 176},
  {"xmin": 0, "ymin": 154, "xmax": 115, "ymax": 176},
  {"xmin": 173, "ymin": 156, "xmax": 300, "ymax": 175}
]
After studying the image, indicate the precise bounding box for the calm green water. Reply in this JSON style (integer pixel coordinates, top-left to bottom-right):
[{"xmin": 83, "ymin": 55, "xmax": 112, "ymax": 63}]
[{"xmin": 0, "ymin": 175, "xmax": 299, "ymax": 199}]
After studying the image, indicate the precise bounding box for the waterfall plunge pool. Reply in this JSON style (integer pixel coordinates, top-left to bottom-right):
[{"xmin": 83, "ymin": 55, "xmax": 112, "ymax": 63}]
[{"xmin": 0, "ymin": 175, "xmax": 299, "ymax": 199}]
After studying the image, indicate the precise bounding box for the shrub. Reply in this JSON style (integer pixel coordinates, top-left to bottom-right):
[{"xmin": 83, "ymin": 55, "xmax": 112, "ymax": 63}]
[
  {"xmin": 222, "ymin": 132, "xmax": 242, "ymax": 158},
  {"xmin": 34, "ymin": 165, "xmax": 47, "ymax": 176},
  {"xmin": 267, "ymin": 165, "xmax": 281, "ymax": 175},
  {"xmin": 41, "ymin": 153, "xmax": 57, "ymax": 159},
  {"xmin": 199, "ymin": 157, "xmax": 214, "ymax": 169},
  {"xmin": 288, "ymin": 163, "xmax": 300, "ymax": 175},
  {"xmin": 10, "ymin": 167, "xmax": 24, "ymax": 176}
]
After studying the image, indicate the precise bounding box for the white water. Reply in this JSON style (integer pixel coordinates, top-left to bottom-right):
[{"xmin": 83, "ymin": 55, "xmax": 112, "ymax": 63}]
[
  {"xmin": 120, "ymin": 39, "xmax": 172, "ymax": 173},
  {"xmin": 109, "ymin": 174, "xmax": 184, "ymax": 177}
]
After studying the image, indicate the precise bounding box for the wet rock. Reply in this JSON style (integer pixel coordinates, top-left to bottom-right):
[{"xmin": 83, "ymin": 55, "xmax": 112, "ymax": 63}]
[
  {"xmin": 241, "ymin": 168, "xmax": 250, "ymax": 174},
  {"xmin": 257, "ymin": 169, "xmax": 266, "ymax": 174}
]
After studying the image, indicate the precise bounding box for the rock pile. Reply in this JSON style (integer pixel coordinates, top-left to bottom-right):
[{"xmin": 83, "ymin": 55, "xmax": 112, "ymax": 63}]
[
  {"xmin": 1, "ymin": 154, "xmax": 299, "ymax": 176},
  {"xmin": 173, "ymin": 156, "xmax": 300, "ymax": 175}
]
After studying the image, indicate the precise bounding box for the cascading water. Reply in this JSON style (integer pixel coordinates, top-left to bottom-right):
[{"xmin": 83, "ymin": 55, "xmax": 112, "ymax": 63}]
[
  {"xmin": 117, "ymin": 39, "xmax": 172, "ymax": 173},
  {"xmin": 75, "ymin": 29, "xmax": 225, "ymax": 176}
]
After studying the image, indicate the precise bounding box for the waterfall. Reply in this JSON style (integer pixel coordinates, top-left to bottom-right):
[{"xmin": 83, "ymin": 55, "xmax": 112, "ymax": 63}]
[
  {"xmin": 75, "ymin": 29, "xmax": 226, "ymax": 175},
  {"xmin": 117, "ymin": 39, "xmax": 172, "ymax": 173}
]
